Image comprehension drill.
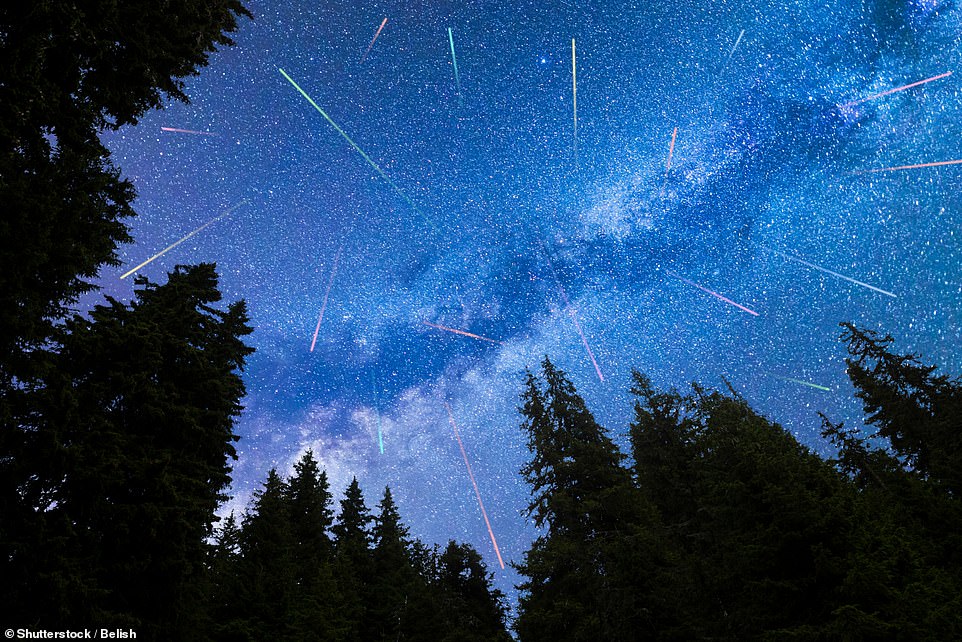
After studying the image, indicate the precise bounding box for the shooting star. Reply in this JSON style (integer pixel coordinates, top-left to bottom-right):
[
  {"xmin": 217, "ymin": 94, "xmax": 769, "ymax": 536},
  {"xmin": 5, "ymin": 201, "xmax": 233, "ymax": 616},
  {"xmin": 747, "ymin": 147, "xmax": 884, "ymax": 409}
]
[
  {"xmin": 537, "ymin": 237, "xmax": 604, "ymax": 382},
  {"xmin": 448, "ymin": 27, "xmax": 462, "ymax": 101},
  {"xmin": 278, "ymin": 68, "xmax": 437, "ymax": 232},
  {"xmin": 360, "ymin": 17, "xmax": 388, "ymax": 64},
  {"xmin": 120, "ymin": 201, "xmax": 248, "ymax": 279},
  {"xmin": 567, "ymin": 307, "xmax": 605, "ymax": 383},
  {"xmin": 161, "ymin": 127, "xmax": 218, "ymax": 136},
  {"xmin": 423, "ymin": 321, "xmax": 504, "ymax": 345},
  {"xmin": 445, "ymin": 402, "xmax": 505, "ymax": 570},
  {"xmin": 666, "ymin": 127, "xmax": 678, "ymax": 173},
  {"xmin": 659, "ymin": 127, "xmax": 679, "ymax": 197},
  {"xmin": 370, "ymin": 370, "xmax": 384, "ymax": 454},
  {"xmin": 572, "ymin": 38, "xmax": 578, "ymax": 168},
  {"xmin": 666, "ymin": 270, "xmax": 760, "ymax": 316},
  {"xmin": 771, "ymin": 373, "xmax": 832, "ymax": 392},
  {"xmin": 309, "ymin": 243, "xmax": 344, "ymax": 352},
  {"xmin": 726, "ymin": 29, "xmax": 745, "ymax": 63},
  {"xmin": 852, "ymin": 158, "xmax": 962, "ymax": 175},
  {"xmin": 839, "ymin": 71, "xmax": 952, "ymax": 109},
  {"xmin": 757, "ymin": 244, "xmax": 897, "ymax": 298}
]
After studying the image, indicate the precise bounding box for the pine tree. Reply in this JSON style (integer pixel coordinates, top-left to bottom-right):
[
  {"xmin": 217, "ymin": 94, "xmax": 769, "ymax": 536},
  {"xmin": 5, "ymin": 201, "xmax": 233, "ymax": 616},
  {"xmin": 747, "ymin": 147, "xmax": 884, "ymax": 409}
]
[
  {"xmin": 7, "ymin": 264, "xmax": 252, "ymax": 638},
  {"xmin": 0, "ymin": 0, "xmax": 251, "ymax": 366},
  {"xmin": 515, "ymin": 358, "xmax": 665, "ymax": 641},
  {"xmin": 436, "ymin": 541, "xmax": 512, "ymax": 642},
  {"xmin": 236, "ymin": 469, "xmax": 296, "ymax": 640},
  {"xmin": 839, "ymin": 322, "xmax": 962, "ymax": 495},
  {"xmin": 284, "ymin": 451, "xmax": 340, "ymax": 641},
  {"xmin": 332, "ymin": 477, "xmax": 374, "ymax": 641},
  {"xmin": 369, "ymin": 487, "xmax": 418, "ymax": 640},
  {"xmin": 208, "ymin": 513, "xmax": 246, "ymax": 640},
  {"xmin": 1, "ymin": 5, "xmax": 251, "ymax": 597},
  {"xmin": 815, "ymin": 323, "xmax": 962, "ymax": 639}
]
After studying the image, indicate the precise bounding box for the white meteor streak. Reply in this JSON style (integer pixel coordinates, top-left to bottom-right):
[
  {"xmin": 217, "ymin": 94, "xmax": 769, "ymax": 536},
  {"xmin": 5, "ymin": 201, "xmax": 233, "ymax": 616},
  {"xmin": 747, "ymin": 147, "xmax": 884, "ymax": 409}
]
[
  {"xmin": 120, "ymin": 201, "xmax": 248, "ymax": 279},
  {"xmin": 759, "ymin": 245, "xmax": 897, "ymax": 298}
]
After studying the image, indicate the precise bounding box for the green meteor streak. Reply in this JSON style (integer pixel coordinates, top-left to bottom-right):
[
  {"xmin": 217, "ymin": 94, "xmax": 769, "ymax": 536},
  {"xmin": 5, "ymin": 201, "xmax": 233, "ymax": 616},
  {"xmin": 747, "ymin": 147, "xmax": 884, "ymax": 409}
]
[
  {"xmin": 121, "ymin": 200, "xmax": 249, "ymax": 279},
  {"xmin": 448, "ymin": 28, "xmax": 462, "ymax": 98},
  {"xmin": 772, "ymin": 374, "xmax": 831, "ymax": 392},
  {"xmin": 277, "ymin": 68, "xmax": 436, "ymax": 232}
]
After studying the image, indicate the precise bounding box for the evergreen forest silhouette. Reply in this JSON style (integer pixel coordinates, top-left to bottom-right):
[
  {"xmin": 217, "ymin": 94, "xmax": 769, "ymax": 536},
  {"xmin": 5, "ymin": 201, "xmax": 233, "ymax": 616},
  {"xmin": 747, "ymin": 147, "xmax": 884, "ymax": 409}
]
[{"xmin": 2, "ymin": 2, "xmax": 960, "ymax": 640}]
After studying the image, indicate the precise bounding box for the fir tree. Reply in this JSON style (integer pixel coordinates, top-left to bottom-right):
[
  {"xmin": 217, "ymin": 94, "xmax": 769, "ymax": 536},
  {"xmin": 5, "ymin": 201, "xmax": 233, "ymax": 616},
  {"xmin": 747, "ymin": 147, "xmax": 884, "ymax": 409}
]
[
  {"xmin": 515, "ymin": 358, "xmax": 665, "ymax": 641},
  {"xmin": 839, "ymin": 322, "xmax": 962, "ymax": 495},
  {"xmin": 436, "ymin": 541, "xmax": 512, "ymax": 642},
  {"xmin": 628, "ymin": 371, "xmax": 699, "ymax": 527},
  {"xmin": 332, "ymin": 477, "xmax": 374, "ymax": 642},
  {"xmin": 687, "ymin": 390, "xmax": 852, "ymax": 639},
  {"xmin": 284, "ymin": 451, "xmax": 339, "ymax": 641},
  {"xmin": 285, "ymin": 450, "xmax": 336, "ymax": 562},
  {"xmin": 816, "ymin": 323, "xmax": 962, "ymax": 639},
  {"xmin": 369, "ymin": 487, "xmax": 418, "ymax": 640},
  {"xmin": 0, "ymin": 0, "xmax": 251, "ymax": 367},
  {"xmin": 236, "ymin": 469, "xmax": 296, "ymax": 640},
  {"xmin": 208, "ymin": 513, "xmax": 246, "ymax": 640},
  {"xmin": 8, "ymin": 265, "xmax": 252, "ymax": 638},
  {"xmin": 0, "ymin": 1, "xmax": 251, "ymax": 627}
]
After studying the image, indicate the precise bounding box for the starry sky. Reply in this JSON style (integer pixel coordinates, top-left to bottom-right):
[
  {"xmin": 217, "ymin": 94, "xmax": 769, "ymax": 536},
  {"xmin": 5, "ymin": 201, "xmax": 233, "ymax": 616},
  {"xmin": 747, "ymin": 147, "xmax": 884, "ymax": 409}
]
[{"xmin": 95, "ymin": 0, "xmax": 962, "ymax": 605}]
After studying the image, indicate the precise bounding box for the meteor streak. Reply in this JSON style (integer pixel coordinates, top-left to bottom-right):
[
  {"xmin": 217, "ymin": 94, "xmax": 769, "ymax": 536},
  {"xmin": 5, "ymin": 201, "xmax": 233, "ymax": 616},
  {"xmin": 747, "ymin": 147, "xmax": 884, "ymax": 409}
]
[
  {"xmin": 423, "ymin": 321, "xmax": 504, "ymax": 345},
  {"xmin": 537, "ymin": 236, "xmax": 604, "ymax": 382},
  {"xmin": 361, "ymin": 17, "xmax": 388, "ymax": 64},
  {"xmin": 445, "ymin": 402, "xmax": 505, "ymax": 570},
  {"xmin": 161, "ymin": 127, "xmax": 218, "ymax": 136},
  {"xmin": 853, "ymin": 158, "xmax": 962, "ymax": 174},
  {"xmin": 726, "ymin": 29, "xmax": 745, "ymax": 63},
  {"xmin": 278, "ymin": 68, "xmax": 436, "ymax": 231},
  {"xmin": 772, "ymin": 374, "xmax": 831, "ymax": 392},
  {"xmin": 448, "ymin": 28, "xmax": 462, "ymax": 99},
  {"xmin": 758, "ymin": 245, "xmax": 897, "ymax": 298},
  {"xmin": 370, "ymin": 370, "xmax": 384, "ymax": 454},
  {"xmin": 666, "ymin": 270, "xmax": 760, "ymax": 316},
  {"xmin": 666, "ymin": 127, "xmax": 678, "ymax": 173},
  {"xmin": 839, "ymin": 71, "xmax": 952, "ymax": 109},
  {"xmin": 310, "ymin": 243, "xmax": 344, "ymax": 352},
  {"xmin": 120, "ymin": 200, "xmax": 248, "ymax": 279},
  {"xmin": 567, "ymin": 307, "xmax": 605, "ymax": 383},
  {"xmin": 572, "ymin": 38, "xmax": 578, "ymax": 168}
]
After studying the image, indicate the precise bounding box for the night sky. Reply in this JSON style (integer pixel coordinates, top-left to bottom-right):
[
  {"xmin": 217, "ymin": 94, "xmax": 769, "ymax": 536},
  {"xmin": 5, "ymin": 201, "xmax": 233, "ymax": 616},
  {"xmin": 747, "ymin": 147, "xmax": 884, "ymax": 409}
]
[{"xmin": 95, "ymin": 0, "xmax": 962, "ymax": 604}]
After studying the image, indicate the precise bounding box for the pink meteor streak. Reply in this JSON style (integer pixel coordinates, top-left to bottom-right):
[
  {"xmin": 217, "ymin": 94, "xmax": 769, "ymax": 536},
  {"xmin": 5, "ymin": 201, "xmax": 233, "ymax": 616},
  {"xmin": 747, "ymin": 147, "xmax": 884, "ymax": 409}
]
[
  {"xmin": 445, "ymin": 402, "xmax": 505, "ymax": 570},
  {"xmin": 160, "ymin": 126, "xmax": 218, "ymax": 136},
  {"xmin": 567, "ymin": 307, "xmax": 605, "ymax": 383},
  {"xmin": 422, "ymin": 321, "xmax": 505, "ymax": 345},
  {"xmin": 853, "ymin": 158, "xmax": 962, "ymax": 174},
  {"xmin": 309, "ymin": 244, "xmax": 344, "ymax": 352},
  {"xmin": 360, "ymin": 17, "xmax": 388, "ymax": 63},
  {"xmin": 666, "ymin": 127, "xmax": 678, "ymax": 173},
  {"xmin": 537, "ymin": 236, "xmax": 605, "ymax": 382},
  {"xmin": 838, "ymin": 71, "xmax": 952, "ymax": 109},
  {"xmin": 666, "ymin": 270, "xmax": 760, "ymax": 316}
]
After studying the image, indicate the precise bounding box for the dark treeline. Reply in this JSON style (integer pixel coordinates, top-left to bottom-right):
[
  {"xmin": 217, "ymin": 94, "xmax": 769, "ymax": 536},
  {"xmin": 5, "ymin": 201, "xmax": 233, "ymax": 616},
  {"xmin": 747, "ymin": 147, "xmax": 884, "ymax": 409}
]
[
  {"xmin": 514, "ymin": 326, "xmax": 962, "ymax": 641},
  {"xmin": 209, "ymin": 455, "xmax": 510, "ymax": 641}
]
